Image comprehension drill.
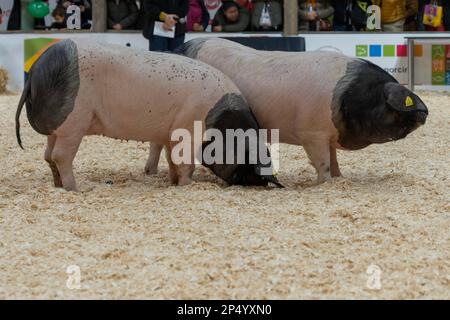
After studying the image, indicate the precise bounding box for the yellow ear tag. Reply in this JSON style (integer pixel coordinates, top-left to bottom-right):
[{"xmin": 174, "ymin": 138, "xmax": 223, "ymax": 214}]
[{"xmin": 405, "ymin": 96, "xmax": 413, "ymax": 107}]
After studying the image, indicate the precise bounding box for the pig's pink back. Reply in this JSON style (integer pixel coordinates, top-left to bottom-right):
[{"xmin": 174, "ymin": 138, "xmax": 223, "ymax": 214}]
[
  {"xmin": 72, "ymin": 39, "xmax": 241, "ymax": 144},
  {"xmin": 195, "ymin": 39, "xmax": 353, "ymax": 145}
]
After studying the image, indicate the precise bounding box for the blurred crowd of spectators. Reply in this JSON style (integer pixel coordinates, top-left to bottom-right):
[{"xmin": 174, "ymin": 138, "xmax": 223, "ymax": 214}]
[{"xmin": 3, "ymin": 0, "xmax": 449, "ymax": 32}]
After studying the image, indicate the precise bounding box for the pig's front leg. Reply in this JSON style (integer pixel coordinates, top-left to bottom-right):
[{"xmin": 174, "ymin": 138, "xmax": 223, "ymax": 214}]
[
  {"xmin": 165, "ymin": 146, "xmax": 179, "ymax": 185},
  {"xmin": 330, "ymin": 146, "xmax": 342, "ymax": 178},
  {"xmin": 145, "ymin": 143, "xmax": 163, "ymax": 175},
  {"xmin": 166, "ymin": 143, "xmax": 195, "ymax": 186},
  {"xmin": 176, "ymin": 164, "xmax": 195, "ymax": 186},
  {"xmin": 303, "ymin": 140, "xmax": 332, "ymax": 184}
]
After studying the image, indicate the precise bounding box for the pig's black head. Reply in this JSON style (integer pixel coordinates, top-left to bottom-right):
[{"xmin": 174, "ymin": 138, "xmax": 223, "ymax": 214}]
[
  {"xmin": 201, "ymin": 92, "xmax": 284, "ymax": 188},
  {"xmin": 201, "ymin": 146, "xmax": 284, "ymax": 188},
  {"xmin": 383, "ymin": 82, "xmax": 428, "ymax": 135},
  {"xmin": 332, "ymin": 60, "xmax": 428, "ymax": 150},
  {"xmin": 227, "ymin": 164, "xmax": 283, "ymax": 187}
]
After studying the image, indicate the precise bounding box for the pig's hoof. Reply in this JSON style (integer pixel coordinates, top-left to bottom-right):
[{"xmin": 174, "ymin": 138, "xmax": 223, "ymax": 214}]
[
  {"xmin": 64, "ymin": 187, "xmax": 79, "ymax": 192},
  {"xmin": 144, "ymin": 167, "xmax": 158, "ymax": 175},
  {"xmin": 316, "ymin": 175, "xmax": 332, "ymax": 185},
  {"xmin": 54, "ymin": 181, "xmax": 63, "ymax": 188},
  {"xmin": 331, "ymin": 171, "xmax": 342, "ymax": 178},
  {"xmin": 169, "ymin": 175, "xmax": 179, "ymax": 185},
  {"xmin": 178, "ymin": 177, "xmax": 192, "ymax": 186}
]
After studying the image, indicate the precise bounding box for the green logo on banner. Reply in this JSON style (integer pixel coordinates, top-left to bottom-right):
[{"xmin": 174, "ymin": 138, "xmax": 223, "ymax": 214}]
[
  {"xmin": 432, "ymin": 45, "xmax": 445, "ymax": 59},
  {"xmin": 356, "ymin": 45, "xmax": 368, "ymax": 57},
  {"xmin": 432, "ymin": 73, "xmax": 445, "ymax": 85}
]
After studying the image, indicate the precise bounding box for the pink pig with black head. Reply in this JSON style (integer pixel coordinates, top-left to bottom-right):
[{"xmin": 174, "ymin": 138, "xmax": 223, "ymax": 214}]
[{"xmin": 170, "ymin": 38, "xmax": 428, "ymax": 183}]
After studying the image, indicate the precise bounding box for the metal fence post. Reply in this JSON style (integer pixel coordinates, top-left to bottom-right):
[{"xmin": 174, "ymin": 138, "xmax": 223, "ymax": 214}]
[
  {"xmin": 283, "ymin": 0, "xmax": 298, "ymax": 36},
  {"xmin": 92, "ymin": 0, "xmax": 107, "ymax": 33}
]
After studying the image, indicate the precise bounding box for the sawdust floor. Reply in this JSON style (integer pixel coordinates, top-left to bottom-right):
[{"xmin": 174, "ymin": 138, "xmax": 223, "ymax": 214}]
[{"xmin": 0, "ymin": 91, "xmax": 449, "ymax": 299}]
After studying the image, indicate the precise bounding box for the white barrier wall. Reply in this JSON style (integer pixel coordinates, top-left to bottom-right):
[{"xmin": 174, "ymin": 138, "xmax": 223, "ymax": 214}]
[
  {"xmin": 304, "ymin": 33, "xmax": 450, "ymax": 90},
  {"xmin": 0, "ymin": 32, "xmax": 449, "ymax": 92}
]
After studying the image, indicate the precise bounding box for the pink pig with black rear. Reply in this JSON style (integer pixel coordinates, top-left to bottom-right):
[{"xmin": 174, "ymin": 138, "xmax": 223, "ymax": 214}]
[{"xmin": 15, "ymin": 39, "xmax": 281, "ymax": 191}]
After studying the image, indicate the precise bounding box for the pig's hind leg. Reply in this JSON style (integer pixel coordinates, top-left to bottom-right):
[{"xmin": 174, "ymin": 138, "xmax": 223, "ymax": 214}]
[
  {"xmin": 145, "ymin": 143, "xmax": 163, "ymax": 175},
  {"xmin": 44, "ymin": 135, "xmax": 63, "ymax": 188},
  {"xmin": 50, "ymin": 135, "xmax": 83, "ymax": 191}
]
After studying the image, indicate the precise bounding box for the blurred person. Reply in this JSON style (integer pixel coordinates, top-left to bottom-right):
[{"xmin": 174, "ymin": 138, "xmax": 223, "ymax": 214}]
[
  {"xmin": 331, "ymin": 0, "xmax": 354, "ymax": 31},
  {"xmin": 372, "ymin": 0, "xmax": 418, "ymax": 32},
  {"xmin": 6, "ymin": 0, "xmax": 20, "ymax": 30},
  {"xmin": 107, "ymin": 0, "xmax": 139, "ymax": 30},
  {"xmin": 404, "ymin": 0, "xmax": 420, "ymax": 30},
  {"xmin": 332, "ymin": 0, "xmax": 373, "ymax": 31},
  {"xmin": 298, "ymin": 0, "xmax": 334, "ymax": 31},
  {"xmin": 445, "ymin": 0, "xmax": 450, "ymax": 30},
  {"xmin": 235, "ymin": 0, "xmax": 253, "ymax": 13},
  {"xmin": 417, "ymin": 0, "xmax": 425, "ymax": 30},
  {"xmin": 251, "ymin": 0, "xmax": 283, "ymax": 31},
  {"xmin": 58, "ymin": 0, "xmax": 92, "ymax": 29},
  {"xmin": 212, "ymin": 0, "xmax": 249, "ymax": 32},
  {"xmin": 50, "ymin": 6, "xmax": 67, "ymax": 29},
  {"xmin": 136, "ymin": 0, "xmax": 147, "ymax": 29},
  {"xmin": 186, "ymin": 0, "xmax": 209, "ymax": 32},
  {"xmin": 142, "ymin": 0, "xmax": 189, "ymax": 52}
]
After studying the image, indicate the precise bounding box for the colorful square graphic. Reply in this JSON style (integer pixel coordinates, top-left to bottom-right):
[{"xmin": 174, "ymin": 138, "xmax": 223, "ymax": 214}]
[
  {"xmin": 396, "ymin": 45, "xmax": 407, "ymax": 57},
  {"xmin": 369, "ymin": 45, "xmax": 382, "ymax": 57},
  {"xmin": 431, "ymin": 45, "xmax": 447, "ymax": 86},
  {"xmin": 432, "ymin": 45, "xmax": 445, "ymax": 59},
  {"xmin": 356, "ymin": 45, "xmax": 368, "ymax": 57},
  {"xmin": 432, "ymin": 59, "xmax": 445, "ymax": 73},
  {"xmin": 446, "ymin": 72, "xmax": 450, "ymax": 85},
  {"xmin": 355, "ymin": 44, "xmax": 423, "ymax": 58},
  {"xmin": 414, "ymin": 45, "xmax": 423, "ymax": 57},
  {"xmin": 432, "ymin": 73, "xmax": 445, "ymax": 85},
  {"xmin": 383, "ymin": 45, "xmax": 395, "ymax": 57}
]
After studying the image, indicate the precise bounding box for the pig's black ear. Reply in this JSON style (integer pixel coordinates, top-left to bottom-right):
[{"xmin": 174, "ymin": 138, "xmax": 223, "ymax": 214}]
[
  {"xmin": 263, "ymin": 175, "xmax": 284, "ymax": 188},
  {"xmin": 384, "ymin": 82, "xmax": 418, "ymax": 113}
]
